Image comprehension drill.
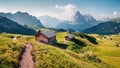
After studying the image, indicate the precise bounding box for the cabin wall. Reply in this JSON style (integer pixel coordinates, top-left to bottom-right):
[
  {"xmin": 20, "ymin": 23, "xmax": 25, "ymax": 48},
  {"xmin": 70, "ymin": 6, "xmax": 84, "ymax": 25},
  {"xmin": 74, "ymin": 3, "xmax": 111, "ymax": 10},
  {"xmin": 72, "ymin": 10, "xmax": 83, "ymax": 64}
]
[
  {"xmin": 48, "ymin": 37, "xmax": 56, "ymax": 44},
  {"xmin": 36, "ymin": 34, "xmax": 48, "ymax": 43}
]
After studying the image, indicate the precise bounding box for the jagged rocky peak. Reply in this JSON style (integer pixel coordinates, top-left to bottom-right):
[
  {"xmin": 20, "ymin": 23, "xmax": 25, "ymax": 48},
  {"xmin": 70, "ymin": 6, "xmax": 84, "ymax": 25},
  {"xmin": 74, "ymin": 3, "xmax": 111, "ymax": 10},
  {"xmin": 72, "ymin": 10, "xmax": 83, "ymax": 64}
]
[{"xmin": 72, "ymin": 11, "xmax": 85, "ymax": 23}]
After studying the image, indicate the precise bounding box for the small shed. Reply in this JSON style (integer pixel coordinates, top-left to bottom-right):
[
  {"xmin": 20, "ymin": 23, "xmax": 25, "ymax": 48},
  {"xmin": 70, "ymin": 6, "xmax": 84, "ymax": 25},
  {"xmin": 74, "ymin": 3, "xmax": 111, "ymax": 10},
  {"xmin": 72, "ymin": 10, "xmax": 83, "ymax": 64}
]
[
  {"xmin": 35, "ymin": 30, "xmax": 57, "ymax": 44},
  {"xmin": 65, "ymin": 34, "xmax": 75, "ymax": 41}
]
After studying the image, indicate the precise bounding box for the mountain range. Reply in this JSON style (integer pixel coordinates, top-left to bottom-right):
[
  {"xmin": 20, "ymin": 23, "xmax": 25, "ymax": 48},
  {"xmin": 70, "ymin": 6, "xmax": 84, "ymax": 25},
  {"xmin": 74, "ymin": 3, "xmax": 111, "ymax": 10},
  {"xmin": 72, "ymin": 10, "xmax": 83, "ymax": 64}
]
[
  {"xmin": 55, "ymin": 11, "xmax": 98, "ymax": 31},
  {"xmin": 0, "ymin": 16, "xmax": 36, "ymax": 35},
  {"xmin": 0, "ymin": 11, "xmax": 44, "ymax": 27},
  {"xmin": 0, "ymin": 11, "xmax": 120, "ymax": 35}
]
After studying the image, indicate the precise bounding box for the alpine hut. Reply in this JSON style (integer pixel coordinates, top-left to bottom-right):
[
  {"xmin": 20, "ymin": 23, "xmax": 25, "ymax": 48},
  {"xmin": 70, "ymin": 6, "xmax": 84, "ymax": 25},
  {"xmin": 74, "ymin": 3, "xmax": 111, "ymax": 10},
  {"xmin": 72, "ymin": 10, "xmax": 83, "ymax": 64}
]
[
  {"xmin": 65, "ymin": 34, "xmax": 75, "ymax": 41},
  {"xmin": 35, "ymin": 30, "xmax": 57, "ymax": 44}
]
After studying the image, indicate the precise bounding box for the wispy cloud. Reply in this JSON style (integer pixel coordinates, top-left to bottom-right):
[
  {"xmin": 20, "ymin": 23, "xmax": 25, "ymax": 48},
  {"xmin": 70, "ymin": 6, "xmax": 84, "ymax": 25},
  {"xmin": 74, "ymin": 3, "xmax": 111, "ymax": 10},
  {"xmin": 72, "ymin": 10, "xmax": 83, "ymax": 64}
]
[{"xmin": 55, "ymin": 4, "xmax": 78, "ymax": 21}]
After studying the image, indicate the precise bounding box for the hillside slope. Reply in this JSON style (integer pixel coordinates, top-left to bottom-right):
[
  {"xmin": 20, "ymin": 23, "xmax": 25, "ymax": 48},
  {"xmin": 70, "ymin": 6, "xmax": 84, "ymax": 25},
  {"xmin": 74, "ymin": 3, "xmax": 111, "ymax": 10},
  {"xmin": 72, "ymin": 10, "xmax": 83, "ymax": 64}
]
[
  {"xmin": 56, "ymin": 32, "xmax": 120, "ymax": 68},
  {"xmin": 83, "ymin": 21, "xmax": 120, "ymax": 34},
  {"xmin": 0, "ymin": 32, "xmax": 120, "ymax": 68},
  {"xmin": 0, "ymin": 16, "xmax": 36, "ymax": 35},
  {"xmin": 0, "ymin": 11, "xmax": 44, "ymax": 27}
]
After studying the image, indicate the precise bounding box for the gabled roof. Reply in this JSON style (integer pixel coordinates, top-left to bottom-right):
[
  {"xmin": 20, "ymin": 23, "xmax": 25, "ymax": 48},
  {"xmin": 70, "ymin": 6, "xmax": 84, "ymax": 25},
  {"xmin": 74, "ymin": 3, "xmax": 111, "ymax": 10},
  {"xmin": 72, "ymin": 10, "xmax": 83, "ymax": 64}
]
[
  {"xmin": 41, "ymin": 30, "xmax": 56, "ymax": 38},
  {"xmin": 67, "ymin": 34, "xmax": 75, "ymax": 39}
]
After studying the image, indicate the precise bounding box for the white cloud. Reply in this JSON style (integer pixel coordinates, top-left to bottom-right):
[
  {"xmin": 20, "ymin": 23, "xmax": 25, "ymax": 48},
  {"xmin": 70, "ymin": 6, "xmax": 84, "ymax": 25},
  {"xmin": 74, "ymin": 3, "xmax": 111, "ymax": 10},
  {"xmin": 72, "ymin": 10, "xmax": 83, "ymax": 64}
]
[
  {"xmin": 113, "ymin": 11, "xmax": 117, "ymax": 15},
  {"xmin": 96, "ymin": 11, "xmax": 120, "ymax": 21},
  {"xmin": 55, "ymin": 4, "xmax": 77, "ymax": 11},
  {"xmin": 55, "ymin": 4, "xmax": 78, "ymax": 21}
]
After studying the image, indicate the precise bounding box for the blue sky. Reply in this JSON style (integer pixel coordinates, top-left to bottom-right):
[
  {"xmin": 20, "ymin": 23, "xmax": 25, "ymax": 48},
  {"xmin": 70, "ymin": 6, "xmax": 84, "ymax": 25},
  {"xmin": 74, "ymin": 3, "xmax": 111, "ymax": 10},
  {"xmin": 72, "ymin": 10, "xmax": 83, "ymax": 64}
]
[{"xmin": 0, "ymin": 0, "xmax": 120, "ymax": 20}]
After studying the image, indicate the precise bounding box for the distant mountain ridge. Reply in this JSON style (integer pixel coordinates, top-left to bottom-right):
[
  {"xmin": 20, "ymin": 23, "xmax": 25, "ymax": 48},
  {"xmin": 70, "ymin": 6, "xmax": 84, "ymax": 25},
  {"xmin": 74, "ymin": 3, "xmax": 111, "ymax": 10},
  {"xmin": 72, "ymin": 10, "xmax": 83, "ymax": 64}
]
[
  {"xmin": 38, "ymin": 15, "xmax": 61, "ymax": 28},
  {"xmin": 0, "ymin": 16, "xmax": 36, "ymax": 35},
  {"xmin": 83, "ymin": 19, "xmax": 120, "ymax": 34},
  {"xmin": 110, "ymin": 18, "xmax": 120, "ymax": 23},
  {"xmin": 0, "ymin": 11, "xmax": 44, "ymax": 27}
]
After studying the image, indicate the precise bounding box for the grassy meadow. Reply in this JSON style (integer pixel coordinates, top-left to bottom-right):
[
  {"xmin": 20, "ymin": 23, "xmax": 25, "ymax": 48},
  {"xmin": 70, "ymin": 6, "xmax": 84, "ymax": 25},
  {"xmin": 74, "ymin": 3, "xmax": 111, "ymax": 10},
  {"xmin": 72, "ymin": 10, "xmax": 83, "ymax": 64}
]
[{"xmin": 0, "ymin": 32, "xmax": 120, "ymax": 68}]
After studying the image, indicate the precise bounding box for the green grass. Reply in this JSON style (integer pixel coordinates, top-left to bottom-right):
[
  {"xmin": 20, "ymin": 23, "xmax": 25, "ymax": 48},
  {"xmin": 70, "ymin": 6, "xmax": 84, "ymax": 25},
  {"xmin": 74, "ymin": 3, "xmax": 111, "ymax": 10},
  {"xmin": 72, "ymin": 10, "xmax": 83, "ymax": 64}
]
[
  {"xmin": 32, "ymin": 43, "xmax": 83, "ymax": 68},
  {"xmin": 0, "ymin": 32, "xmax": 120, "ymax": 68},
  {"xmin": 0, "ymin": 33, "xmax": 34, "ymax": 68},
  {"xmin": 56, "ymin": 32, "xmax": 120, "ymax": 68},
  {"xmin": 0, "ymin": 33, "xmax": 24, "ymax": 68}
]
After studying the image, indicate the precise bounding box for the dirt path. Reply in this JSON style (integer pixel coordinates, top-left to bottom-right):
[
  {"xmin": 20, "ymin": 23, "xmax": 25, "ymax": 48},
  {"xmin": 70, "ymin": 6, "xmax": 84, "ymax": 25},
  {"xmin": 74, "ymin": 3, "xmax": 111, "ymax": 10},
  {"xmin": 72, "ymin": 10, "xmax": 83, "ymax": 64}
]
[{"xmin": 19, "ymin": 44, "xmax": 34, "ymax": 68}]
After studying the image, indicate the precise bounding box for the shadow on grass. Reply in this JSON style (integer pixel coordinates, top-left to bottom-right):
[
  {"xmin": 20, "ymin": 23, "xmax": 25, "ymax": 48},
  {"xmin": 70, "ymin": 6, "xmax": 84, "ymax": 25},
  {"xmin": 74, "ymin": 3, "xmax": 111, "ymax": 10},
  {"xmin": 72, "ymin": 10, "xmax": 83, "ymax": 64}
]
[
  {"xmin": 54, "ymin": 38, "xmax": 87, "ymax": 49},
  {"xmin": 84, "ymin": 35, "xmax": 98, "ymax": 45},
  {"xmin": 71, "ymin": 38, "xmax": 87, "ymax": 47},
  {"xmin": 74, "ymin": 33, "xmax": 98, "ymax": 45},
  {"xmin": 55, "ymin": 43, "xmax": 68, "ymax": 49}
]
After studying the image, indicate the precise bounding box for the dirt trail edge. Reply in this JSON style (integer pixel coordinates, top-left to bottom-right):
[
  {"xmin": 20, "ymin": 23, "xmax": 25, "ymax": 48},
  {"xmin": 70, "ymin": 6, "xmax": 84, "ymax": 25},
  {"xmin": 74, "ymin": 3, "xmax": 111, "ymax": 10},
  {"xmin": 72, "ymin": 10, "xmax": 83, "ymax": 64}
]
[{"xmin": 19, "ymin": 43, "xmax": 34, "ymax": 68}]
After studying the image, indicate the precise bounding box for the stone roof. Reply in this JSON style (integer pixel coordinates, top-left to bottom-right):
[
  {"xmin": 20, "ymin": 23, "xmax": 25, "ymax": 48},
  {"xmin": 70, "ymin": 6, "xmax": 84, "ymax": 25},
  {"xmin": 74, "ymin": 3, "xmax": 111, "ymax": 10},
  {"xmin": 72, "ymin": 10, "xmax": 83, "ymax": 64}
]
[{"xmin": 41, "ymin": 30, "xmax": 56, "ymax": 38}]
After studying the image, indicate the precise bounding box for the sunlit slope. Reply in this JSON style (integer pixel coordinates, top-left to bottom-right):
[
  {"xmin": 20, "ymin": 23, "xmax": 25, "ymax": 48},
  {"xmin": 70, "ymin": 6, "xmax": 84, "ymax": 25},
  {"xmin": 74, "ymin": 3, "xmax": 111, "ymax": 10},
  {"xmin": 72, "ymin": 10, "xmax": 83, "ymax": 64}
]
[{"xmin": 0, "ymin": 32, "xmax": 120, "ymax": 68}]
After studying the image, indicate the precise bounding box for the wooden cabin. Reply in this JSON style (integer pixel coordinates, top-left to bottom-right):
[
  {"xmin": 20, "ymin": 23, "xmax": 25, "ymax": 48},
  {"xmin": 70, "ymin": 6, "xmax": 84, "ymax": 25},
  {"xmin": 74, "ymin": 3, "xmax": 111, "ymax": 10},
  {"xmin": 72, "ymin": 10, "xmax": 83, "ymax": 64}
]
[
  {"xmin": 35, "ymin": 30, "xmax": 56, "ymax": 44},
  {"xmin": 65, "ymin": 34, "xmax": 75, "ymax": 41}
]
